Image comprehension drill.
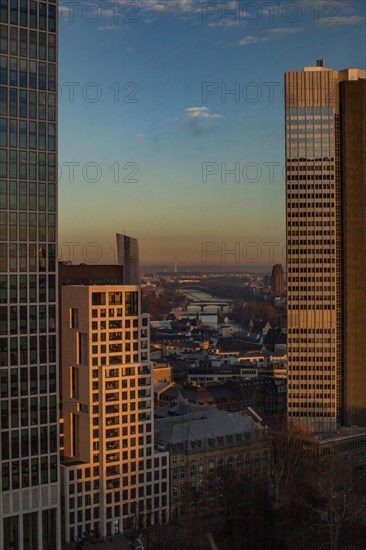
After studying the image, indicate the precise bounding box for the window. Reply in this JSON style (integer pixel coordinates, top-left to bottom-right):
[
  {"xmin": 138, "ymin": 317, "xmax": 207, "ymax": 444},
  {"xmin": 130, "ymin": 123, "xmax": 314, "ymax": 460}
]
[
  {"xmin": 92, "ymin": 292, "xmax": 105, "ymax": 306},
  {"xmin": 125, "ymin": 292, "xmax": 138, "ymax": 316},
  {"xmin": 71, "ymin": 367, "xmax": 79, "ymax": 399},
  {"xmin": 70, "ymin": 308, "xmax": 78, "ymax": 329},
  {"xmin": 109, "ymin": 292, "xmax": 122, "ymax": 305}
]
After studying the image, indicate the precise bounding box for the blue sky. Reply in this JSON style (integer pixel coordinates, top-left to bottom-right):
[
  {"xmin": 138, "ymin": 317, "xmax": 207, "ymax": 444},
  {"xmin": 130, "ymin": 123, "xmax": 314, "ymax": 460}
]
[{"xmin": 58, "ymin": 0, "xmax": 366, "ymax": 268}]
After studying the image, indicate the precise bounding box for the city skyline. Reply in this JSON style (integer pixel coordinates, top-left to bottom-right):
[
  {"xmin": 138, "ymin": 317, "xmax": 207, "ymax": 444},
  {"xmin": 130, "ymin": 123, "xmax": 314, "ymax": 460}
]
[{"xmin": 58, "ymin": 0, "xmax": 365, "ymax": 266}]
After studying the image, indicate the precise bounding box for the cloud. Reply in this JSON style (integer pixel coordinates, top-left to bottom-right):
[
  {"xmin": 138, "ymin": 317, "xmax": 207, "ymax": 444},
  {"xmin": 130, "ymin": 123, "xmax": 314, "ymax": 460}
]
[
  {"xmin": 185, "ymin": 107, "xmax": 224, "ymax": 120},
  {"xmin": 115, "ymin": 0, "xmax": 201, "ymax": 14},
  {"xmin": 239, "ymin": 35, "xmax": 268, "ymax": 46},
  {"xmin": 239, "ymin": 27, "xmax": 303, "ymax": 46},
  {"xmin": 267, "ymin": 27, "xmax": 304, "ymax": 35},
  {"xmin": 318, "ymin": 14, "xmax": 366, "ymax": 26},
  {"xmin": 98, "ymin": 24, "xmax": 121, "ymax": 31}
]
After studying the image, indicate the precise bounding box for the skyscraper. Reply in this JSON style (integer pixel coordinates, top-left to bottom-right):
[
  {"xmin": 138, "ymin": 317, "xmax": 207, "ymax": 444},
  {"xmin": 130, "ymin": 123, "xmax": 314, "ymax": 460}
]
[
  {"xmin": 0, "ymin": 1, "xmax": 60, "ymax": 548},
  {"xmin": 59, "ymin": 266, "xmax": 169, "ymax": 543},
  {"xmin": 285, "ymin": 62, "xmax": 366, "ymax": 433}
]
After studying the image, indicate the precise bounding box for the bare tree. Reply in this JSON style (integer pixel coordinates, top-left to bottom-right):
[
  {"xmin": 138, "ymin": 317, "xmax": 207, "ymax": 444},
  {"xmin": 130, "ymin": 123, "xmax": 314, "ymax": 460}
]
[
  {"xmin": 269, "ymin": 419, "xmax": 310, "ymax": 511},
  {"xmin": 295, "ymin": 455, "xmax": 366, "ymax": 550}
]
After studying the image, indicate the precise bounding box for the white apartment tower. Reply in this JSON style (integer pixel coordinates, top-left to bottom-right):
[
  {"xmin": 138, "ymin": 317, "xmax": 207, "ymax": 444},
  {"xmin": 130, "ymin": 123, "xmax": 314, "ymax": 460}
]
[{"xmin": 60, "ymin": 281, "xmax": 169, "ymax": 543}]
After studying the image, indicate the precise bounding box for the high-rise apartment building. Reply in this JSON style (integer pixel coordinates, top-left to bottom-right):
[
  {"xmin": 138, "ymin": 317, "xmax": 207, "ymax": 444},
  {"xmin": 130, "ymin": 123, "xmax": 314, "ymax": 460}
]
[
  {"xmin": 285, "ymin": 62, "xmax": 366, "ymax": 433},
  {"xmin": 0, "ymin": 1, "xmax": 59, "ymax": 548},
  {"xmin": 60, "ymin": 270, "xmax": 169, "ymax": 543},
  {"xmin": 271, "ymin": 264, "xmax": 284, "ymax": 294}
]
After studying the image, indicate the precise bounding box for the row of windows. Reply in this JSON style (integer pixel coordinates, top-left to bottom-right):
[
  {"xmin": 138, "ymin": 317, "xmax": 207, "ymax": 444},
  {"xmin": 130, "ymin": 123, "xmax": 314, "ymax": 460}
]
[
  {"xmin": 288, "ymin": 196, "xmax": 335, "ymax": 202},
  {"xmin": 0, "ymin": 87, "xmax": 56, "ymax": 121},
  {"xmin": 287, "ymin": 119, "xmax": 333, "ymax": 126},
  {"xmin": 0, "ymin": 149, "xmax": 56, "ymax": 180},
  {"xmin": 92, "ymin": 342, "xmax": 145, "ymax": 355},
  {"xmin": 91, "ymin": 320, "xmax": 142, "ymax": 332},
  {"xmin": 289, "ymin": 295, "xmax": 334, "ymax": 301},
  {"xmin": 0, "ymin": 56, "xmax": 56, "ymax": 91},
  {"xmin": 288, "ymin": 213, "xmax": 336, "ymax": 220},
  {"xmin": 288, "ymin": 248, "xmax": 334, "ymax": 255},
  {"xmin": 286, "ymin": 107, "xmax": 334, "ymax": 116},
  {"xmin": 287, "ymin": 174, "xmax": 335, "ymax": 181},
  {"xmin": 288, "ymin": 135, "xmax": 333, "ymax": 143},
  {"xmin": 288, "ymin": 304, "xmax": 336, "ymax": 310},
  {"xmin": 288, "ymin": 168, "xmax": 334, "ymax": 175},
  {"xmin": 288, "ymin": 239, "xmax": 335, "ymax": 245},
  {"xmin": 0, "ymin": 210, "xmax": 55, "ymax": 242},
  {"xmin": 288, "ymin": 202, "xmax": 334, "ymax": 209},
  {"xmin": 91, "ymin": 291, "xmax": 141, "ymax": 313},
  {"xmin": 0, "ymin": 333, "xmax": 56, "ymax": 365},
  {"xmin": 2, "ymin": 454, "xmax": 57, "ymax": 492},
  {"xmin": 288, "ymin": 328, "xmax": 335, "ymax": 334},
  {"xmin": 2, "ymin": 422, "xmax": 57, "ymax": 461},
  {"xmin": 0, "ymin": 363, "xmax": 56, "ymax": 397},
  {"xmin": 0, "ymin": 24, "xmax": 56, "ymax": 60},
  {"xmin": 289, "ymin": 337, "xmax": 334, "ymax": 343},
  {"xmin": 288, "ymin": 231, "xmax": 334, "ymax": 237},
  {"xmin": 0, "ymin": 303, "xmax": 56, "ymax": 336},
  {"xmin": 1, "ymin": 396, "xmax": 57, "ymax": 432},
  {"xmin": 288, "ymin": 183, "xmax": 334, "ymax": 189},
  {"xmin": 0, "ymin": 242, "xmax": 56, "ymax": 273},
  {"xmin": 0, "ymin": 180, "xmax": 56, "ymax": 211},
  {"xmin": 289, "ymin": 412, "xmax": 335, "ymax": 418},
  {"xmin": 0, "ymin": 118, "xmax": 55, "ymax": 150},
  {"xmin": 289, "ymin": 402, "xmax": 334, "ymax": 409},
  {"xmin": 289, "ymin": 378, "xmax": 336, "ymax": 384},
  {"xmin": 288, "ymin": 148, "xmax": 336, "ymax": 156},
  {"xmin": 0, "ymin": 0, "xmax": 57, "ymax": 31},
  {"xmin": 0, "ymin": 273, "xmax": 56, "ymax": 304},
  {"xmin": 91, "ymin": 353, "xmax": 147, "ymax": 368},
  {"xmin": 289, "ymin": 358, "xmax": 336, "ymax": 365}
]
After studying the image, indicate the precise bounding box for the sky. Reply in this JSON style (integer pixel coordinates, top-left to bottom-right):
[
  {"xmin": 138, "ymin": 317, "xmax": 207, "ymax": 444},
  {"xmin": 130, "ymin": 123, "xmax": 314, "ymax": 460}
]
[{"xmin": 58, "ymin": 0, "xmax": 366, "ymax": 269}]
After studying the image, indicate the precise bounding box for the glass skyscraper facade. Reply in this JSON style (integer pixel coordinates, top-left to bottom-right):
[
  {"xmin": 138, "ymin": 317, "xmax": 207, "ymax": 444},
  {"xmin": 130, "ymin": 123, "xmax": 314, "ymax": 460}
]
[{"xmin": 0, "ymin": 1, "xmax": 60, "ymax": 548}]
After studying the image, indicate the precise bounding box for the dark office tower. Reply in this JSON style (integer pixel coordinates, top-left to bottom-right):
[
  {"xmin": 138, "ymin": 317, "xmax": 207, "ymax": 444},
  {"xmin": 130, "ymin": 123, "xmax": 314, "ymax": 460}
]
[
  {"xmin": 271, "ymin": 264, "xmax": 284, "ymax": 294},
  {"xmin": 341, "ymin": 78, "xmax": 366, "ymax": 427},
  {"xmin": 0, "ymin": 1, "xmax": 60, "ymax": 548},
  {"xmin": 285, "ymin": 64, "xmax": 366, "ymax": 434},
  {"xmin": 116, "ymin": 233, "xmax": 140, "ymax": 285}
]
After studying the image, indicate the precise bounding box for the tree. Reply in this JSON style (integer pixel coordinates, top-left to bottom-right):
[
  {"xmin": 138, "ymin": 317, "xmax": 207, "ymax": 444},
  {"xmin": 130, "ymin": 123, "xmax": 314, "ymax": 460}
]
[
  {"xmin": 269, "ymin": 420, "xmax": 308, "ymax": 511},
  {"xmin": 295, "ymin": 455, "xmax": 366, "ymax": 550}
]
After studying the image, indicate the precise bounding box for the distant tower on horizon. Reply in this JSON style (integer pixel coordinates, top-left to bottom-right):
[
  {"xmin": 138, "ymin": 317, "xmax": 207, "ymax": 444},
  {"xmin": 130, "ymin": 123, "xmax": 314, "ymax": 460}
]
[
  {"xmin": 116, "ymin": 233, "xmax": 140, "ymax": 285},
  {"xmin": 174, "ymin": 256, "xmax": 179, "ymax": 273},
  {"xmin": 285, "ymin": 63, "xmax": 366, "ymax": 433},
  {"xmin": 271, "ymin": 264, "xmax": 285, "ymax": 294}
]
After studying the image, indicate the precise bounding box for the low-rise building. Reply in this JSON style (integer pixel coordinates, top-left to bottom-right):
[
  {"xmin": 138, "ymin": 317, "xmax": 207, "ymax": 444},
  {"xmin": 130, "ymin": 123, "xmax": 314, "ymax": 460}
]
[
  {"xmin": 156, "ymin": 378, "xmax": 287, "ymax": 422},
  {"xmin": 155, "ymin": 408, "xmax": 270, "ymax": 518},
  {"xmin": 187, "ymin": 364, "xmax": 258, "ymax": 385}
]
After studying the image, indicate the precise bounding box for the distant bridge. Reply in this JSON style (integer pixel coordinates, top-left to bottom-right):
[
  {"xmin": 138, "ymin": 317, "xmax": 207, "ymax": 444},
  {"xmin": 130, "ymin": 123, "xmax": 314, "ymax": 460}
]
[{"xmin": 183, "ymin": 292, "xmax": 232, "ymax": 311}]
